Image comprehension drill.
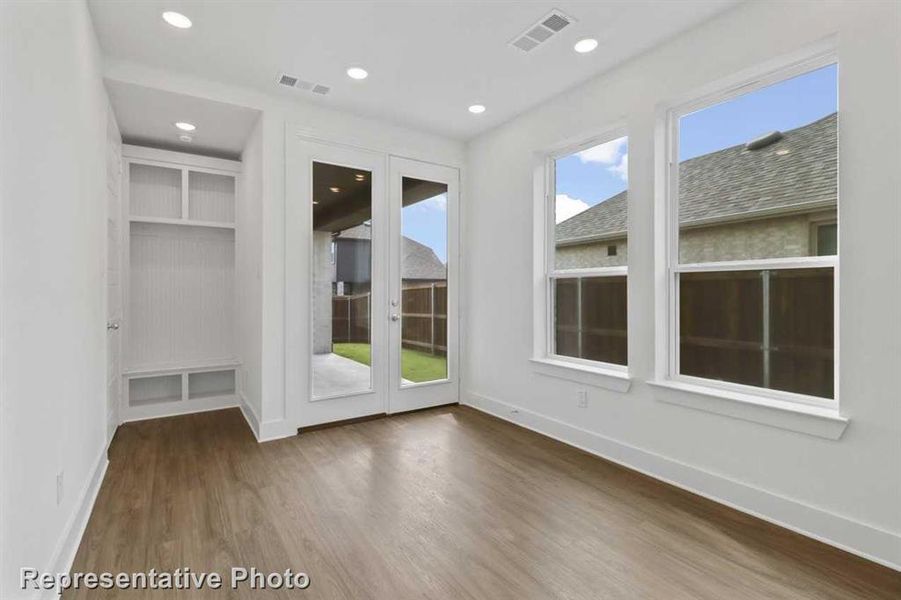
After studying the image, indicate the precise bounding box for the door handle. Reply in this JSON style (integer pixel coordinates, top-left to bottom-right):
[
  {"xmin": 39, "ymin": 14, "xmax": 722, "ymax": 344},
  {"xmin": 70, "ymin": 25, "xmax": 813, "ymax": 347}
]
[
  {"xmin": 390, "ymin": 314, "xmax": 400, "ymax": 322},
  {"xmin": 107, "ymin": 321, "xmax": 120, "ymax": 331}
]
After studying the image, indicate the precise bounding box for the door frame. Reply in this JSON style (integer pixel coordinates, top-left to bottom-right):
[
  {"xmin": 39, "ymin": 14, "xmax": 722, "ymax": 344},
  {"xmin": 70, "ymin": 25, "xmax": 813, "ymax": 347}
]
[
  {"xmin": 286, "ymin": 134, "xmax": 461, "ymax": 428},
  {"xmin": 387, "ymin": 157, "xmax": 460, "ymax": 414}
]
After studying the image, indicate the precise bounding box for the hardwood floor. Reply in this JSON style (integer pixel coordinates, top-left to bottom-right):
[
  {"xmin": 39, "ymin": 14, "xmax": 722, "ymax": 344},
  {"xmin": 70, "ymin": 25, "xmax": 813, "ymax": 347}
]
[{"xmin": 69, "ymin": 406, "xmax": 900, "ymax": 599}]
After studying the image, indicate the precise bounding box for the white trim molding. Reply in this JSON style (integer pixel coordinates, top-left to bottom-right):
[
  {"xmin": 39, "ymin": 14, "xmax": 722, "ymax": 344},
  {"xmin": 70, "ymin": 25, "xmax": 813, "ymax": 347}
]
[
  {"xmin": 648, "ymin": 379, "xmax": 848, "ymax": 439},
  {"xmin": 42, "ymin": 449, "xmax": 109, "ymax": 600},
  {"xmin": 530, "ymin": 358, "xmax": 631, "ymax": 393},
  {"xmin": 239, "ymin": 393, "xmax": 297, "ymax": 443},
  {"xmin": 462, "ymin": 391, "xmax": 899, "ymax": 572}
]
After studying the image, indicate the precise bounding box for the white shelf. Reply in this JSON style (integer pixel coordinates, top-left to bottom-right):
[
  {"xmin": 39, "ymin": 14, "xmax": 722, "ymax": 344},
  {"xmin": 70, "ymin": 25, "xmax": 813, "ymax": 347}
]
[
  {"xmin": 124, "ymin": 359, "xmax": 241, "ymax": 378},
  {"xmin": 129, "ymin": 216, "xmax": 235, "ymax": 229}
]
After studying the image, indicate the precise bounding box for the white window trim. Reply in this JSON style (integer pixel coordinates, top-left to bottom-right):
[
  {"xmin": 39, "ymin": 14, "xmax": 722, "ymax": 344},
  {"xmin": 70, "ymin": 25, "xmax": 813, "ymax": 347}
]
[
  {"xmin": 532, "ymin": 126, "xmax": 631, "ymax": 390},
  {"xmin": 651, "ymin": 44, "xmax": 847, "ymax": 437}
]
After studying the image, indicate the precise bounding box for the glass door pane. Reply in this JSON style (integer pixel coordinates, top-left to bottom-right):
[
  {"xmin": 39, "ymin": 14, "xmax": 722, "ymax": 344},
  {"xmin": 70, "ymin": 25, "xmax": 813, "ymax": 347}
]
[
  {"xmin": 400, "ymin": 177, "xmax": 449, "ymax": 385},
  {"xmin": 311, "ymin": 161, "xmax": 374, "ymax": 399}
]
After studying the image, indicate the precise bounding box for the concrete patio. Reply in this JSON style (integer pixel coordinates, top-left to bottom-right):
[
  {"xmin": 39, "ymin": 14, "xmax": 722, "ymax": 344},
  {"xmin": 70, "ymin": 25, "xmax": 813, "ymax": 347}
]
[
  {"xmin": 312, "ymin": 352, "xmax": 418, "ymax": 398},
  {"xmin": 313, "ymin": 352, "xmax": 373, "ymax": 398}
]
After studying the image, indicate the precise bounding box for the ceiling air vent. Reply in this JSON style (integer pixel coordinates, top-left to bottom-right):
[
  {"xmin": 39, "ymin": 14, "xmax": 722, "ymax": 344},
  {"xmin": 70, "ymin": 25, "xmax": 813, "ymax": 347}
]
[
  {"xmin": 277, "ymin": 73, "xmax": 299, "ymax": 87},
  {"xmin": 277, "ymin": 73, "xmax": 331, "ymax": 96},
  {"xmin": 509, "ymin": 9, "xmax": 575, "ymax": 53}
]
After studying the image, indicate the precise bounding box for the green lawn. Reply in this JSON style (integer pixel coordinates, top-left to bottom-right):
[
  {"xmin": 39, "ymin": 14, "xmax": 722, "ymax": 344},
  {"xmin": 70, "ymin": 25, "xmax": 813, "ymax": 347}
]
[{"xmin": 332, "ymin": 343, "xmax": 447, "ymax": 383}]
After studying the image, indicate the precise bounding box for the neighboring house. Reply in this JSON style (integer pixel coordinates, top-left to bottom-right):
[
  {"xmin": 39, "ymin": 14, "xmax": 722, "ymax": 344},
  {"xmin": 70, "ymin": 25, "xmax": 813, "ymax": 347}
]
[
  {"xmin": 312, "ymin": 222, "xmax": 446, "ymax": 354},
  {"xmin": 555, "ymin": 113, "xmax": 838, "ymax": 268},
  {"xmin": 332, "ymin": 223, "xmax": 446, "ymax": 295}
]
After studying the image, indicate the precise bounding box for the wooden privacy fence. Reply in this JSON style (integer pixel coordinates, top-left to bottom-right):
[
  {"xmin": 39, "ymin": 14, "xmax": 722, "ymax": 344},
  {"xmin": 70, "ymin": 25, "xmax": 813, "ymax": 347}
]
[
  {"xmin": 331, "ymin": 293, "xmax": 370, "ymax": 344},
  {"xmin": 554, "ymin": 269, "xmax": 833, "ymax": 399},
  {"xmin": 678, "ymin": 267, "xmax": 833, "ymax": 399},
  {"xmin": 332, "ymin": 283, "xmax": 447, "ymax": 356}
]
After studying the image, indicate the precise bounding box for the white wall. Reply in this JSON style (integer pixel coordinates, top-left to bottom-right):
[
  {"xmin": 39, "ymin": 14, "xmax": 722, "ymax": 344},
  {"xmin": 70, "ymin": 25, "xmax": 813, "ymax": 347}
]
[
  {"xmin": 101, "ymin": 59, "xmax": 465, "ymax": 440},
  {"xmin": 237, "ymin": 117, "xmax": 264, "ymax": 425},
  {"xmin": 463, "ymin": 0, "xmax": 900, "ymax": 569},
  {"xmin": 0, "ymin": 1, "xmax": 115, "ymax": 596}
]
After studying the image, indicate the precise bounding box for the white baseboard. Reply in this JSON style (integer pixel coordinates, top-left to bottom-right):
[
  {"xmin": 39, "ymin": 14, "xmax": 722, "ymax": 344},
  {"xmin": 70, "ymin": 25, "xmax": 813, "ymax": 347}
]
[
  {"xmin": 463, "ymin": 391, "xmax": 901, "ymax": 572},
  {"xmin": 238, "ymin": 393, "xmax": 297, "ymax": 443},
  {"xmin": 238, "ymin": 392, "xmax": 261, "ymax": 439},
  {"xmin": 36, "ymin": 448, "xmax": 109, "ymax": 599},
  {"xmin": 121, "ymin": 394, "xmax": 237, "ymax": 423}
]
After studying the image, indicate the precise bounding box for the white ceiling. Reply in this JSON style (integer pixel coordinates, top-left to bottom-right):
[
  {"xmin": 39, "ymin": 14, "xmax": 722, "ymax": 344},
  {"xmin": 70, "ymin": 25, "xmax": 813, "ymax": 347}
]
[
  {"xmin": 106, "ymin": 80, "xmax": 260, "ymax": 159},
  {"xmin": 89, "ymin": 0, "xmax": 739, "ymax": 140}
]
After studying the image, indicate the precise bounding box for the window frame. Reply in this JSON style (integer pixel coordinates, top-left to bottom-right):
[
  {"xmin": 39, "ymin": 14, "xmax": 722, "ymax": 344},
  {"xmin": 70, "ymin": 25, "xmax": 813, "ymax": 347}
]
[
  {"xmin": 544, "ymin": 127, "xmax": 630, "ymax": 372},
  {"xmin": 662, "ymin": 52, "xmax": 839, "ymax": 410}
]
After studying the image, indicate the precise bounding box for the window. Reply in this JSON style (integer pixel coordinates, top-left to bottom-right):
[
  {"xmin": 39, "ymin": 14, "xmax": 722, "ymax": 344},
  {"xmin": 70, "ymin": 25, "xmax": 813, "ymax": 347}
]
[
  {"xmin": 549, "ymin": 133, "xmax": 628, "ymax": 367},
  {"xmin": 814, "ymin": 222, "xmax": 837, "ymax": 256},
  {"xmin": 668, "ymin": 60, "xmax": 837, "ymax": 403}
]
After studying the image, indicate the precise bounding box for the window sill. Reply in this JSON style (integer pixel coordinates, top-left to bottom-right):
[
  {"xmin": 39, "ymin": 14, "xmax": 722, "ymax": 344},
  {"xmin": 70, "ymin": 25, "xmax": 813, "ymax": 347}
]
[
  {"xmin": 647, "ymin": 379, "xmax": 849, "ymax": 440},
  {"xmin": 530, "ymin": 358, "xmax": 631, "ymax": 393}
]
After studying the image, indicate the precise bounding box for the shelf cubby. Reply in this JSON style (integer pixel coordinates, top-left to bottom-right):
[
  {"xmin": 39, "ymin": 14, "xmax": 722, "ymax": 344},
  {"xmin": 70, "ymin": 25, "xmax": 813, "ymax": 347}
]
[
  {"xmin": 188, "ymin": 369, "xmax": 236, "ymax": 400},
  {"xmin": 129, "ymin": 163, "xmax": 182, "ymax": 219},
  {"xmin": 128, "ymin": 374, "xmax": 182, "ymax": 407}
]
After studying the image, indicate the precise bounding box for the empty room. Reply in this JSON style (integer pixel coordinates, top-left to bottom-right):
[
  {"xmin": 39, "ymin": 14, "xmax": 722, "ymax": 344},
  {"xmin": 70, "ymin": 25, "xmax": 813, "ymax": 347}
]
[{"xmin": 2, "ymin": 0, "xmax": 900, "ymax": 598}]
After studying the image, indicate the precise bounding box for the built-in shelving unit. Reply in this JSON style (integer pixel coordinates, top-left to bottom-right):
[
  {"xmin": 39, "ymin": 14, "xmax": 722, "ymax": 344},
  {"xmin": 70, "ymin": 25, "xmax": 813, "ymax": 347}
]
[{"xmin": 121, "ymin": 145, "xmax": 241, "ymax": 421}]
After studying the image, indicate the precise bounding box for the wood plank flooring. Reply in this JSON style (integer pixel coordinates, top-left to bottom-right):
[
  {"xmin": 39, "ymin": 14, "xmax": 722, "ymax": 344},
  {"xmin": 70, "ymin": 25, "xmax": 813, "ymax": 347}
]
[{"xmin": 68, "ymin": 406, "xmax": 900, "ymax": 599}]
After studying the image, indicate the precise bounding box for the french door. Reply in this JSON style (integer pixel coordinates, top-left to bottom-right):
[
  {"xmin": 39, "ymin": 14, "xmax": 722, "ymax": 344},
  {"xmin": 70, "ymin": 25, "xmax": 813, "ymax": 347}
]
[
  {"xmin": 289, "ymin": 139, "xmax": 458, "ymax": 427},
  {"xmin": 387, "ymin": 157, "xmax": 459, "ymax": 413}
]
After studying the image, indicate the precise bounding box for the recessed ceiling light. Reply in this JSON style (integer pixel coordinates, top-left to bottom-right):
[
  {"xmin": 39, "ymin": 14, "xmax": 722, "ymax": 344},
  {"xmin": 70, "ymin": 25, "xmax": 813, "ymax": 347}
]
[
  {"xmin": 162, "ymin": 11, "xmax": 192, "ymax": 29},
  {"xmin": 178, "ymin": 134, "xmax": 193, "ymax": 143},
  {"xmin": 574, "ymin": 38, "xmax": 598, "ymax": 53},
  {"xmin": 174, "ymin": 121, "xmax": 196, "ymax": 132},
  {"xmin": 468, "ymin": 104, "xmax": 486, "ymax": 115},
  {"xmin": 346, "ymin": 67, "xmax": 368, "ymax": 80},
  {"xmin": 329, "ymin": 187, "xmax": 341, "ymax": 193}
]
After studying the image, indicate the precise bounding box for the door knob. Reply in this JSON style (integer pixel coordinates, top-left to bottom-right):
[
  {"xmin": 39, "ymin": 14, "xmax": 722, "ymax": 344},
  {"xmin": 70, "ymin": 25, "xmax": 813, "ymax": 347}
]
[
  {"xmin": 390, "ymin": 314, "xmax": 400, "ymax": 322},
  {"xmin": 107, "ymin": 321, "xmax": 120, "ymax": 331}
]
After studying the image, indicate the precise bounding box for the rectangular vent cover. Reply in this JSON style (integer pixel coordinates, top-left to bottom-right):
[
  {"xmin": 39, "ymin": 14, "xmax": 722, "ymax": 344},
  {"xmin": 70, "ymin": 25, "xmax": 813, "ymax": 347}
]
[
  {"xmin": 277, "ymin": 73, "xmax": 299, "ymax": 87},
  {"xmin": 276, "ymin": 73, "xmax": 331, "ymax": 96},
  {"xmin": 509, "ymin": 9, "xmax": 575, "ymax": 53}
]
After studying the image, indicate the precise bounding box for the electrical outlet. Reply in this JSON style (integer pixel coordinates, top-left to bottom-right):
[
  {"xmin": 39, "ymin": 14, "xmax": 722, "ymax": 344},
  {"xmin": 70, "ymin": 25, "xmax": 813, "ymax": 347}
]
[
  {"xmin": 577, "ymin": 390, "xmax": 588, "ymax": 408},
  {"xmin": 56, "ymin": 471, "xmax": 64, "ymax": 506}
]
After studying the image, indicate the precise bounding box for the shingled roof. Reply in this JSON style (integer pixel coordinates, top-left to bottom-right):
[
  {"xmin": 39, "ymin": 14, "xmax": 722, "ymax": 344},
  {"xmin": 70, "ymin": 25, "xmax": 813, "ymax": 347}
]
[
  {"xmin": 556, "ymin": 113, "xmax": 837, "ymax": 245},
  {"xmin": 337, "ymin": 224, "xmax": 446, "ymax": 280}
]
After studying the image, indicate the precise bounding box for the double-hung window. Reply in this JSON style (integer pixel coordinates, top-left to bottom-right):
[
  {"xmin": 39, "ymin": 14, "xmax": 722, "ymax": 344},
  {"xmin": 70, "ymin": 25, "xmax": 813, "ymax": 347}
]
[
  {"xmin": 547, "ymin": 132, "xmax": 629, "ymax": 368},
  {"xmin": 666, "ymin": 59, "xmax": 838, "ymax": 405}
]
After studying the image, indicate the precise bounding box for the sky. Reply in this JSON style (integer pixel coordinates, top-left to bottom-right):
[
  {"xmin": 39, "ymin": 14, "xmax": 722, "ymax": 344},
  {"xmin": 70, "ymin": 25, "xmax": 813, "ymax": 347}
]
[
  {"xmin": 403, "ymin": 193, "xmax": 447, "ymax": 263},
  {"xmin": 554, "ymin": 63, "xmax": 837, "ymax": 224}
]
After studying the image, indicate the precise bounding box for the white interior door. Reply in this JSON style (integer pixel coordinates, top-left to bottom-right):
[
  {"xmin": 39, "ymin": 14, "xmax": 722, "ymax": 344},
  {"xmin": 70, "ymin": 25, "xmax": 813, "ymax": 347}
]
[
  {"xmin": 387, "ymin": 157, "xmax": 459, "ymax": 413},
  {"xmin": 106, "ymin": 145, "xmax": 122, "ymax": 442},
  {"xmin": 290, "ymin": 139, "xmax": 388, "ymax": 426}
]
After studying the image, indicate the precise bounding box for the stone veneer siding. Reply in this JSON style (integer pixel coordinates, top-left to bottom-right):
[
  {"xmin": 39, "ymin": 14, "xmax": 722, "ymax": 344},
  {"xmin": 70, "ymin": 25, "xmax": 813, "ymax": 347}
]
[{"xmin": 555, "ymin": 211, "xmax": 836, "ymax": 269}]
